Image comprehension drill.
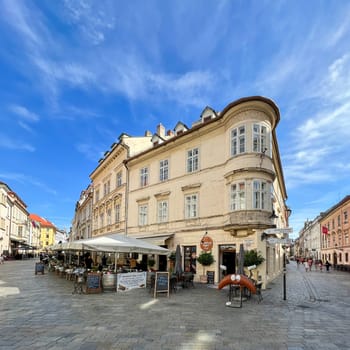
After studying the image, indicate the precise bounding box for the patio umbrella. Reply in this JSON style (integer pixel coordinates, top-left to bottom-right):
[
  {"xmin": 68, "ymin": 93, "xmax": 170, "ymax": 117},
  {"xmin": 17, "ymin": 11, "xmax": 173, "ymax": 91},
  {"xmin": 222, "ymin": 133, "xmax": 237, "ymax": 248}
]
[
  {"xmin": 174, "ymin": 244, "xmax": 183, "ymax": 278},
  {"xmin": 237, "ymin": 243, "xmax": 245, "ymax": 275}
]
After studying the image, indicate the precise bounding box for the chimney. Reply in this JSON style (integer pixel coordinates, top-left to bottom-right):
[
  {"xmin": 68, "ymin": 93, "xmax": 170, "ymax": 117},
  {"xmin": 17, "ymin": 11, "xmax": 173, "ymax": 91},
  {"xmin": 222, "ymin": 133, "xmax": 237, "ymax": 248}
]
[
  {"xmin": 145, "ymin": 130, "xmax": 152, "ymax": 137},
  {"xmin": 167, "ymin": 130, "xmax": 174, "ymax": 137},
  {"xmin": 157, "ymin": 123, "xmax": 165, "ymax": 137}
]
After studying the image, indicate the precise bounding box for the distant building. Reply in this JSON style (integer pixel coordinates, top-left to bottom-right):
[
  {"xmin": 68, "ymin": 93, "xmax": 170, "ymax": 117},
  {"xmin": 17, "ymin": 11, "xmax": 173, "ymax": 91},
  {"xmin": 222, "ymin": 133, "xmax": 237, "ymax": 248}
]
[
  {"xmin": 0, "ymin": 181, "xmax": 29, "ymax": 257},
  {"xmin": 321, "ymin": 195, "xmax": 350, "ymax": 267},
  {"xmin": 30, "ymin": 214, "xmax": 56, "ymax": 251},
  {"xmin": 71, "ymin": 184, "xmax": 93, "ymax": 241}
]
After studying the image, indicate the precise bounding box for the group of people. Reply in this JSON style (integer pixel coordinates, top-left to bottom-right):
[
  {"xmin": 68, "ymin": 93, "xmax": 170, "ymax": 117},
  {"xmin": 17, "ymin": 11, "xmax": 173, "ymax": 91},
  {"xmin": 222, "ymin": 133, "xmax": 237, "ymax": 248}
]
[{"xmin": 296, "ymin": 257, "xmax": 331, "ymax": 272}]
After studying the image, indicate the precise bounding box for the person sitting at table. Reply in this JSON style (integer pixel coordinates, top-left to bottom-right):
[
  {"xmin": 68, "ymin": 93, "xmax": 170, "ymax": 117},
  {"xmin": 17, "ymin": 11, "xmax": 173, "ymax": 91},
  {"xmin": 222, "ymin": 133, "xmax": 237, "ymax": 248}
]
[{"xmin": 85, "ymin": 254, "xmax": 93, "ymax": 269}]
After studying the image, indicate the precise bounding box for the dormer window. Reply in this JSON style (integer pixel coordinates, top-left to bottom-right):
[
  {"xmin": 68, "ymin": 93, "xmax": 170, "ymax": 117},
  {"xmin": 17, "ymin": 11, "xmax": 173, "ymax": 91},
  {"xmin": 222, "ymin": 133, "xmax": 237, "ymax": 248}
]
[
  {"xmin": 200, "ymin": 106, "xmax": 217, "ymax": 123},
  {"xmin": 174, "ymin": 121, "xmax": 189, "ymax": 136},
  {"xmin": 151, "ymin": 133, "xmax": 165, "ymax": 146}
]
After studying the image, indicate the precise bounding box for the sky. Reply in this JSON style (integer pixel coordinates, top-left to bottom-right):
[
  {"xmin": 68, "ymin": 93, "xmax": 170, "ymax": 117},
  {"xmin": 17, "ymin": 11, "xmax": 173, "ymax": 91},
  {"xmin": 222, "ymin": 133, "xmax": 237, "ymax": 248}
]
[{"xmin": 1, "ymin": 0, "xmax": 350, "ymax": 237}]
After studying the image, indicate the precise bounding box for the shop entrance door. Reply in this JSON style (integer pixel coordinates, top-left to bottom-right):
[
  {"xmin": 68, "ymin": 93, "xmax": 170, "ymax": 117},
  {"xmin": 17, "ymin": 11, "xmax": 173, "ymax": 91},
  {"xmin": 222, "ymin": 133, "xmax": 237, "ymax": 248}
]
[{"xmin": 219, "ymin": 246, "xmax": 236, "ymax": 281}]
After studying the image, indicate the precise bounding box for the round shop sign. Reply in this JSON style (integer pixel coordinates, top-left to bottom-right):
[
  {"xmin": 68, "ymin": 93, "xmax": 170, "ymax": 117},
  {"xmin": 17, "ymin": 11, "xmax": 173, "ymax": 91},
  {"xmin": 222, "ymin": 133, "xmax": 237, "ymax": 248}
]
[{"xmin": 200, "ymin": 236, "xmax": 213, "ymax": 251}]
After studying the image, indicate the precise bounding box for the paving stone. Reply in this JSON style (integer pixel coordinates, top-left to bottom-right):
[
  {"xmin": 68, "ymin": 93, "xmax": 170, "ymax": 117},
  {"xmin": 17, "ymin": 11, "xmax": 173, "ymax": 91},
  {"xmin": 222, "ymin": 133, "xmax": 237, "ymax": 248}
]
[{"xmin": 1, "ymin": 260, "xmax": 350, "ymax": 349}]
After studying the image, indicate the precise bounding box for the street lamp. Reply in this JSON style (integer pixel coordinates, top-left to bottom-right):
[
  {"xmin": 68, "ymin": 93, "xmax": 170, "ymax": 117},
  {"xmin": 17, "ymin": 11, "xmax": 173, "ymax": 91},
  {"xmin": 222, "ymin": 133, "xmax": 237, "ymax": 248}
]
[{"xmin": 283, "ymin": 206, "xmax": 292, "ymax": 301}]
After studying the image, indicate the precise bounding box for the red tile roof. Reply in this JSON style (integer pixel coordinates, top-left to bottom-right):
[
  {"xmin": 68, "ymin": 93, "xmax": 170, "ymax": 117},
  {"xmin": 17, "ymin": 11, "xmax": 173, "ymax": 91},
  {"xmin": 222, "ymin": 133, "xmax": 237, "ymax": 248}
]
[{"xmin": 29, "ymin": 214, "xmax": 55, "ymax": 228}]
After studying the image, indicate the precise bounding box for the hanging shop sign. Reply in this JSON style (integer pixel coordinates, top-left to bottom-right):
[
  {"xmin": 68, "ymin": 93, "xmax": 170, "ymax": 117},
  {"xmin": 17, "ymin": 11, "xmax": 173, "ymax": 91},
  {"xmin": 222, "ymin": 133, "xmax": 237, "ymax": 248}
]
[{"xmin": 200, "ymin": 236, "xmax": 213, "ymax": 251}]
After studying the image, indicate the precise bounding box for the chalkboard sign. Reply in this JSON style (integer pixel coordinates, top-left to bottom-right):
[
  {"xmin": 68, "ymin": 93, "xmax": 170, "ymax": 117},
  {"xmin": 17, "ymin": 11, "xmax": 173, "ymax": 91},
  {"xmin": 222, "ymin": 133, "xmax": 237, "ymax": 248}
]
[
  {"xmin": 207, "ymin": 271, "xmax": 215, "ymax": 284},
  {"xmin": 154, "ymin": 272, "xmax": 169, "ymax": 298},
  {"xmin": 86, "ymin": 273, "xmax": 102, "ymax": 294},
  {"xmin": 35, "ymin": 262, "xmax": 45, "ymax": 275}
]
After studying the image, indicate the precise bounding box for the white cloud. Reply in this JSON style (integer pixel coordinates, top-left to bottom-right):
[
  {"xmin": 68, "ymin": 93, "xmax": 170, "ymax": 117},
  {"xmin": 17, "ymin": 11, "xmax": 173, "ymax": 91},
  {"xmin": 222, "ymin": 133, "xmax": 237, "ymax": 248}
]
[
  {"xmin": 9, "ymin": 105, "xmax": 39, "ymax": 122},
  {"xmin": 0, "ymin": 172, "xmax": 57, "ymax": 195},
  {"xmin": 63, "ymin": 0, "xmax": 116, "ymax": 45},
  {"xmin": 0, "ymin": 134, "xmax": 35, "ymax": 152}
]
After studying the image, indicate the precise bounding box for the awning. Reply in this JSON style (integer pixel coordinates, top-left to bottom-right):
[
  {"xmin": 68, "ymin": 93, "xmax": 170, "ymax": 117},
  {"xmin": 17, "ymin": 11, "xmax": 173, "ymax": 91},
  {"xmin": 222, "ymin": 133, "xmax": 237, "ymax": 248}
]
[{"xmin": 137, "ymin": 234, "xmax": 174, "ymax": 246}]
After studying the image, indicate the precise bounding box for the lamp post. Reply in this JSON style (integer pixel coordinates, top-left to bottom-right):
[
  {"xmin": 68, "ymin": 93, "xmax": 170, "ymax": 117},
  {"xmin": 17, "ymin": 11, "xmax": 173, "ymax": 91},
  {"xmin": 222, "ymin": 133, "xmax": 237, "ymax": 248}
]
[{"xmin": 283, "ymin": 207, "xmax": 292, "ymax": 301}]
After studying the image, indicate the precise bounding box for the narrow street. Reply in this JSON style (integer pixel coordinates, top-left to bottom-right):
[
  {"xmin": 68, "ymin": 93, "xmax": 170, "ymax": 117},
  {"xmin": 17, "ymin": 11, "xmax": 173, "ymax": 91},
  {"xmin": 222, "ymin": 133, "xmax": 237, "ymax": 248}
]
[{"xmin": 1, "ymin": 260, "xmax": 350, "ymax": 349}]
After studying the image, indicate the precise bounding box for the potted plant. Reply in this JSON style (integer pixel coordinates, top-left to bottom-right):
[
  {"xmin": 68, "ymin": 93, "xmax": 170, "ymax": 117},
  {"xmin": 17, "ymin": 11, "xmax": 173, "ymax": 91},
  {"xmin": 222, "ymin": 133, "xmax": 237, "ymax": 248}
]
[
  {"xmin": 197, "ymin": 251, "xmax": 215, "ymax": 283},
  {"xmin": 244, "ymin": 250, "xmax": 265, "ymax": 280}
]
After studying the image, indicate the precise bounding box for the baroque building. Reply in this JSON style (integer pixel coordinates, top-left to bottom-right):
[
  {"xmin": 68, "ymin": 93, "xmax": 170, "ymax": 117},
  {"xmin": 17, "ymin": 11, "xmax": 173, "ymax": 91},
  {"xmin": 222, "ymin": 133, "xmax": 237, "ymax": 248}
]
[
  {"xmin": 321, "ymin": 195, "xmax": 350, "ymax": 268},
  {"xmin": 73, "ymin": 96, "xmax": 291, "ymax": 286}
]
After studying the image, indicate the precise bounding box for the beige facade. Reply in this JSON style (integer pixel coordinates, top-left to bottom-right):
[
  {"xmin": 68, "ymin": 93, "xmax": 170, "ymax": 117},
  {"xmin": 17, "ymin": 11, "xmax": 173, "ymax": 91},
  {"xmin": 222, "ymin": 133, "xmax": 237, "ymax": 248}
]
[
  {"xmin": 125, "ymin": 97, "xmax": 290, "ymax": 286},
  {"xmin": 71, "ymin": 184, "xmax": 93, "ymax": 240},
  {"xmin": 89, "ymin": 134, "xmax": 153, "ymax": 238},
  {"xmin": 72, "ymin": 96, "xmax": 290, "ymax": 287},
  {"xmin": 0, "ymin": 182, "xmax": 30, "ymax": 256},
  {"xmin": 0, "ymin": 182, "xmax": 11, "ymax": 255}
]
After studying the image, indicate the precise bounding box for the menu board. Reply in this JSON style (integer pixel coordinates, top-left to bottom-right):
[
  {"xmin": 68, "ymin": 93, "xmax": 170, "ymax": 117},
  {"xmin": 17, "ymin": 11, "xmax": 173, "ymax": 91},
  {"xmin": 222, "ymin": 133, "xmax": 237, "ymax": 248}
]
[
  {"xmin": 154, "ymin": 272, "xmax": 169, "ymax": 298},
  {"xmin": 35, "ymin": 262, "xmax": 45, "ymax": 275},
  {"xmin": 86, "ymin": 273, "xmax": 102, "ymax": 294},
  {"xmin": 207, "ymin": 271, "xmax": 215, "ymax": 284}
]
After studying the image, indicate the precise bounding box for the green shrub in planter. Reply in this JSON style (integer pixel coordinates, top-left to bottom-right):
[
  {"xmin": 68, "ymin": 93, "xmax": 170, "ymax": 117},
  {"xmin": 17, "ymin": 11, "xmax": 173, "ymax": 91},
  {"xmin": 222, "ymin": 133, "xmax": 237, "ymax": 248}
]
[{"xmin": 244, "ymin": 250, "xmax": 265, "ymax": 267}]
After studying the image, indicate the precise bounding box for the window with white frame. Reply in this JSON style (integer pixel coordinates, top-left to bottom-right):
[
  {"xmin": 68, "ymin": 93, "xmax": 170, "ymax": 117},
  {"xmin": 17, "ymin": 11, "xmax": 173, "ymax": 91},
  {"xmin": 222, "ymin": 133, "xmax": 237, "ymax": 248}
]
[
  {"xmin": 116, "ymin": 171, "xmax": 122, "ymax": 187},
  {"xmin": 159, "ymin": 159, "xmax": 169, "ymax": 182},
  {"xmin": 185, "ymin": 193, "xmax": 198, "ymax": 219},
  {"xmin": 103, "ymin": 181, "xmax": 110, "ymax": 196},
  {"xmin": 231, "ymin": 126, "xmax": 245, "ymax": 156},
  {"xmin": 187, "ymin": 148, "xmax": 199, "ymax": 173},
  {"xmin": 157, "ymin": 200, "xmax": 168, "ymax": 223},
  {"xmin": 253, "ymin": 124, "xmax": 268, "ymax": 153},
  {"xmin": 138, "ymin": 204, "xmax": 148, "ymax": 226},
  {"xmin": 230, "ymin": 182, "xmax": 246, "ymax": 210},
  {"xmin": 115, "ymin": 204, "xmax": 120, "ymax": 223},
  {"xmin": 140, "ymin": 167, "xmax": 149, "ymax": 187},
  {"xmin": 253, "ymin": 180, "xmax": 269, "ymax": 210}
]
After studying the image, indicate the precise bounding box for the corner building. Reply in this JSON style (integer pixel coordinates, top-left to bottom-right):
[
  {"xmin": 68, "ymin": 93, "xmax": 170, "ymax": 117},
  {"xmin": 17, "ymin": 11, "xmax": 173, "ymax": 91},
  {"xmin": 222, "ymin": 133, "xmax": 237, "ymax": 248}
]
[{"xmin": 125, "ymin": 97, "xmax": 290, "ymax": 286}]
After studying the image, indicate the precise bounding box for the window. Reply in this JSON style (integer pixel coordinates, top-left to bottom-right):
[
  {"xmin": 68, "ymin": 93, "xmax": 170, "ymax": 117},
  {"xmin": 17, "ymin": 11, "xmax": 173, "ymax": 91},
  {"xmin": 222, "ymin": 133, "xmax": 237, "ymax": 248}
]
[
  {"xmin": 253, "ymin": 180, "xmax": 269, "ymax": 210},
  {"xmin": 185, "ymin": 193, "xmax": 198, "ymax": 218},
  {"xmin": 338, "ymin": 215, "xmax": 341, "ymax": 227},
  {"xmin": 100, "ymin": 213, "xmax": 104, "ymax": 228},
  {"xmin": 160, "ymin": 159, "xmax": 169, "ymax": 182},
  {"xmin": 107, "ymin": 208, "xmax": 111, "ymax": 225},
  {"xmin": 157, "ymin": 200, "xmax": 168, "ymax": 223},
  {"xmin": 231, "ymin": 126, "xmax": 245, "ymax": 156},
  {"xmin": 344, "ymin": 211, "xmax": 348, "ymax": 223},
  {"xmin": 138, "ymin": 205, "xmax": 148, "ymax": 226},
  {"xmin": 103, "ymin": 181, "xmax": 110, "ymax": 196},
  {"xmin": 116, "ymin": 171, "xmax": 122, "ymax": 187},
  {"xmin": 187, "ymin": 148, "xmax": 199, "ymax": 173},
  {"xmin": 95, "ymin": 190, "xmax": 100, "ymax": 202},
  {"xmin": 253, "ymin": 124, "xmax": 267, "ymax": 153},
  {"xmin": 115, "ymin": 204, "xmax": 120, "ymax": 223},
  {"xmin": 140, "ymin": 167, "xmax": 149, "ymax": 187},
  {"xmin": 230, "ymin": 182, "xmax": 246, "ymax": 210}
]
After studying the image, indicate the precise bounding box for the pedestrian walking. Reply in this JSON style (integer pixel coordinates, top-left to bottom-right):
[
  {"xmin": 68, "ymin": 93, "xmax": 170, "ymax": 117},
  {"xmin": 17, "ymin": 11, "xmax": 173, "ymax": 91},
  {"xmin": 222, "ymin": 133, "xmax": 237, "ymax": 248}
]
[
  {"xmin": 304, "ymin": 260, "xmax": 309, "ymax": 272},
  {"xmin": 308, "ymin": 258, "xmax": 313, "ymax": 271},
  {"xmin": 319, "ymin": 260, "xmax": 323, "ymax": 272},
  {"xmin": 325, "ymin": 260, "xmax": 331, "ymax": 272}
]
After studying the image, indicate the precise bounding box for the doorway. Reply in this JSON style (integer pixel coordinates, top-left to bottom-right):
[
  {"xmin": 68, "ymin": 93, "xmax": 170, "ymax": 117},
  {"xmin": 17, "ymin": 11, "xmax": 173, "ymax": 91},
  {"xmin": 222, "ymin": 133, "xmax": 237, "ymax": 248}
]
[{"xmin": 219, "ymin": 245, "xmax": 236, "ymax": 281}]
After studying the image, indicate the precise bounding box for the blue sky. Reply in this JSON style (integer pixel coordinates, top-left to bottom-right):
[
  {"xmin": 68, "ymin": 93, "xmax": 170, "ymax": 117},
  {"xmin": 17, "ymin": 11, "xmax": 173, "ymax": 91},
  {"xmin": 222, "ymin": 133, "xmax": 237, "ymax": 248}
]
[{"xmin": 1, "ymin": 0, "xmax": 350, "ymax": 237}]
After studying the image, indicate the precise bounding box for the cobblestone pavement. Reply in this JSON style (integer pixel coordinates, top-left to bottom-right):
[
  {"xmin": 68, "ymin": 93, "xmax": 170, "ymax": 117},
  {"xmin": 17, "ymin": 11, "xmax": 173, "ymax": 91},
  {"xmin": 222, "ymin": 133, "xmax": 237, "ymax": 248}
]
[{"xmin": 1, "ymin": 260, "xmax": 350, "ymax": 350}]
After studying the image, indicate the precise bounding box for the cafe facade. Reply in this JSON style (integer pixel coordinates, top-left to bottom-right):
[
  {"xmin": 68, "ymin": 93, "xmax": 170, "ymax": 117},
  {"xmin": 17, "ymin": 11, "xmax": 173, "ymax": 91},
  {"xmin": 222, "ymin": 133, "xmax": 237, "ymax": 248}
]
[{"xmin": 73, "ymin": 96, "xmax": 291, "ymax": 287}]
